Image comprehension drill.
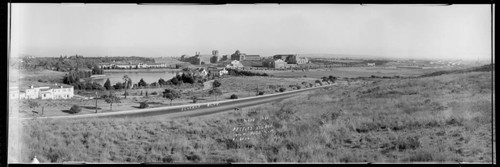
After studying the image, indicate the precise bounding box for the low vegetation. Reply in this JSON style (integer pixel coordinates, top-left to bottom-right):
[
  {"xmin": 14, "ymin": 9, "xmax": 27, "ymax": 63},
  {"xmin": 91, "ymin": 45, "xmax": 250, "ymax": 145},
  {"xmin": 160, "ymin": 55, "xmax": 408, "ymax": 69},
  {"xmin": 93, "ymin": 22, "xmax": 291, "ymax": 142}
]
[
  {"xmin": 68, "ymin": 105, "xmax": 82, "ymax": 114},
  {"xmin": 19, "ymin": 68, "xmax": 494, "ymax": 163}
]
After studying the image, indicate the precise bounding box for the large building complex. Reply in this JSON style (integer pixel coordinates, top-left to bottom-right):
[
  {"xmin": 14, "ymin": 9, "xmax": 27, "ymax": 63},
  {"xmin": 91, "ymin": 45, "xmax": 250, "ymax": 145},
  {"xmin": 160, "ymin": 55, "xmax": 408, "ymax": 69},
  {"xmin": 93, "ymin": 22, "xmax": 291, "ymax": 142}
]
[
  {"xmin": 273, "ymin": 54, "xmax": 309, "ymax": 64},
  {"xmin": 230, "ymin": 50, "xmax": 261, "ymax": 61},
  {"xmin": 181, "ymin": 50, "xmax": 221, "ymax": 65},
  {"xmin": 263, "ymin": 59, "xmax": 287, "ymax": 69}
]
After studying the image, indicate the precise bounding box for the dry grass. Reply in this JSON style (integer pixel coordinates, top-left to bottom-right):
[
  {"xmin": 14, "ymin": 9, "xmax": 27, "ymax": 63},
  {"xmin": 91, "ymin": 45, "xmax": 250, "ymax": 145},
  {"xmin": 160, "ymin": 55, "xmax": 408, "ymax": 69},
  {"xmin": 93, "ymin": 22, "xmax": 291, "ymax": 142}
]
[
  {"xmin": 249, "ymin": 67, "xmax": 450, "ymax": 78},
  {"xmin": 18, "ymin": 71, "xmax": 494, "ymax": 163}
]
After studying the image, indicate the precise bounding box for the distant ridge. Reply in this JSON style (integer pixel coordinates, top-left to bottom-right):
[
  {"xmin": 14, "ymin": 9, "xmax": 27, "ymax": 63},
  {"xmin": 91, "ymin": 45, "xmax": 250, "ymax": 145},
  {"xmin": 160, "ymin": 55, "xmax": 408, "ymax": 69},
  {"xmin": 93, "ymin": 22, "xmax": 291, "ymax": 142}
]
[
  {"xmin": 297, "ymin": 53, "xmax": 390, "ymax": 60},
  {"xmin": 419, "ymin": 64, "xmax": 494, "ymax": 78}
]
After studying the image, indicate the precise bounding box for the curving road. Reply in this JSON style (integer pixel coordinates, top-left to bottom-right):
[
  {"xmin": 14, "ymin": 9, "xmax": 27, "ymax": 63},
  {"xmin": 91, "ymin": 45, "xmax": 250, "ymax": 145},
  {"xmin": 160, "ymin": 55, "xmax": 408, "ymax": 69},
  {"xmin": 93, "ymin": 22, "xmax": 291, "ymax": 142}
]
[{"xmin": 25, "ymin": 84, "xmax": 335, "ymax": 120}]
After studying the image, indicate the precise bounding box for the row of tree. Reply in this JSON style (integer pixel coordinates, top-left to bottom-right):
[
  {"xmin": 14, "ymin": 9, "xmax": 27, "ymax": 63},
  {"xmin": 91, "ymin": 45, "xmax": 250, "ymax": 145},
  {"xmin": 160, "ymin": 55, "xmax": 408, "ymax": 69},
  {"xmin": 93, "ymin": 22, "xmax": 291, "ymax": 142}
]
[
  {"xmin": 227, "ymin": 68, "xmax": 269, "ymax": 76},
  {"xmin": 19, "ymin": 55, "xmax": 155, "ymax": 72}
]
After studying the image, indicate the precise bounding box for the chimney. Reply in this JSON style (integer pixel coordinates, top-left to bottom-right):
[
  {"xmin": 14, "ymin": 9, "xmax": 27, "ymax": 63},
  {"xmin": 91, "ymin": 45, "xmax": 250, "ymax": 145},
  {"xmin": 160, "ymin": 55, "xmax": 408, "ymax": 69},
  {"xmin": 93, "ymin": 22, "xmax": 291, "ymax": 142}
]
[{"xmin": 30, "ymin": 85, "xmax": 34, "ymax": 89}]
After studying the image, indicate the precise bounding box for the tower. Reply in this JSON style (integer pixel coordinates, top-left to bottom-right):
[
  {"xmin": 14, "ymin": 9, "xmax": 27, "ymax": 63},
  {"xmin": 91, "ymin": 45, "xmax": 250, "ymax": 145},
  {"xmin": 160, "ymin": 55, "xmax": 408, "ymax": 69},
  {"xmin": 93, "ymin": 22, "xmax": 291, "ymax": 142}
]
[{"xmin": 212, "ymin": 50, "xmax": 219, "ymax": 57}]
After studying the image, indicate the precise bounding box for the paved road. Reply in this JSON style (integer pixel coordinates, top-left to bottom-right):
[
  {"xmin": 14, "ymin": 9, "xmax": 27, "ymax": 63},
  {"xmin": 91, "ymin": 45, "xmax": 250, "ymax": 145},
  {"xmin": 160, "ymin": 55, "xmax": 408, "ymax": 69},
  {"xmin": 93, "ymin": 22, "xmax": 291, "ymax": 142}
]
[{"xmin": 25, "ymin": 84, "xmax": 335, "ymax": 120}]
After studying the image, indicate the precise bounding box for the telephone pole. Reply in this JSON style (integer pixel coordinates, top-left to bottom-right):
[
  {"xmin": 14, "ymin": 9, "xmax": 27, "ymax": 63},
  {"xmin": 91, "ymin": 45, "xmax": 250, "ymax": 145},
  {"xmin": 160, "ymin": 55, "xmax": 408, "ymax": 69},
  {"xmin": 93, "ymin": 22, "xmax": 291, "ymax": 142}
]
[{"xmin": 95, "ymin": 91, "xmax": 98, "ymax": 113}]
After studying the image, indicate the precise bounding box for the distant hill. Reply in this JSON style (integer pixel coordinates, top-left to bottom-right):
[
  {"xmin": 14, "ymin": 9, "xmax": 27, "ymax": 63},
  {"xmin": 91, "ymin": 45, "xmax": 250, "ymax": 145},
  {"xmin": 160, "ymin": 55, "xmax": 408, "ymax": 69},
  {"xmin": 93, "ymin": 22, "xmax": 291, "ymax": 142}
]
[
  {"xmin": 419, "ymin": 64, "xmax": 494, "ymax": 77},
  {"xmin": 297, "ymin": 54, "xmax": 390, "ymax": 60}
]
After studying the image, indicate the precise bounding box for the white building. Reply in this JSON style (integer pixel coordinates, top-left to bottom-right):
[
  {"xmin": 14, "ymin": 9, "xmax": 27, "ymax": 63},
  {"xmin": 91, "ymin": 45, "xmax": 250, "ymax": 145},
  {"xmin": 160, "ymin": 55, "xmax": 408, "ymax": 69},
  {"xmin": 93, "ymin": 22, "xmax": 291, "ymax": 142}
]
[
  {"xmin": 220, "ymin": 68, "xmax": 228, "ymax": 76},
  {"xmin": 226, "ymin": 60, "xmax": 244, "ymax": 69},
  {"xmin": 19, "ymin": 84, "xmax": 74, "ymax": 100}
]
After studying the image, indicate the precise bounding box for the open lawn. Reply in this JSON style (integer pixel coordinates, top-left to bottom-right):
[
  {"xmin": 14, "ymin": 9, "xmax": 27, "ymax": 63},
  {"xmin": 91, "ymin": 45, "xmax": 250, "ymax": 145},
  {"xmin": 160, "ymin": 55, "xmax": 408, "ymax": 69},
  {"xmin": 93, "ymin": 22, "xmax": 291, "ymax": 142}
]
[
  {"xmin": 16, "ymin": 70, "xmax": 494, "ymax": 163},
  {"xmin": 251, "ymin": 66, "xmax": 470, "ymax": 78}
]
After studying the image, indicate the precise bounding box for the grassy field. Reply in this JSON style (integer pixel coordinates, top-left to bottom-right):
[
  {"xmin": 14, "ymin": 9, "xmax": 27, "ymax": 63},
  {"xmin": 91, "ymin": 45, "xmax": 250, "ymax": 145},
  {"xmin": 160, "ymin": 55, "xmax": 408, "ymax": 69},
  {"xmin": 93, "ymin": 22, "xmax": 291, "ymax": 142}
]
[
  {"xmin": 250, "ymin": 66, "xmax": 473, "ymax": 78},
  {"xmin": 17, "ymin": 70, "xmax": 494, "ymax": 163},
  {"xmin": 15, "ymin": 76, "xmax": 320, "ymax": 118}
]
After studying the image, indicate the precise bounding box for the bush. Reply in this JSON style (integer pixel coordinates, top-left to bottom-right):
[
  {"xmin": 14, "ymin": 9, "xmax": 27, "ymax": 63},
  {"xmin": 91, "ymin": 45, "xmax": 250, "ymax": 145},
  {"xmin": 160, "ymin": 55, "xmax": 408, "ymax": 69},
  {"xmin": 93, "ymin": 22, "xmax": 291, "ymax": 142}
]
[
  {"xmin": 279, "ymin": 88, "xmax": 286, "ymax": 92},
  {"xmin": 139, "ymin": 102, "xmax": 149, "ymax": 109},
  {"xmin": 258, "ymin": 91, "xmax": 265, "ymax": 95},
  {"xmin": 151, "ymin": 92, "xmax": 158, "ymax": 95},
  {"xmin": 69, "ymin": 105, "xmax": 82, "ymax": 114},
  {"xmin": 230, "ymin": 94, "xmax": 238, "ymax": 99}
]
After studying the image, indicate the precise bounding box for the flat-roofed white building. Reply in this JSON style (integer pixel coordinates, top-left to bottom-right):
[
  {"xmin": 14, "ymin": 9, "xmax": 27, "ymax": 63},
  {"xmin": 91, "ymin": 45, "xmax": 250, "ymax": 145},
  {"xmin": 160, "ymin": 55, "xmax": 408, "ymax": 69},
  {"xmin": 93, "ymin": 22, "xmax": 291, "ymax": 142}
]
[{"xmin": 19, "ymin": 84, "xmax": 74, "ymax": 100}]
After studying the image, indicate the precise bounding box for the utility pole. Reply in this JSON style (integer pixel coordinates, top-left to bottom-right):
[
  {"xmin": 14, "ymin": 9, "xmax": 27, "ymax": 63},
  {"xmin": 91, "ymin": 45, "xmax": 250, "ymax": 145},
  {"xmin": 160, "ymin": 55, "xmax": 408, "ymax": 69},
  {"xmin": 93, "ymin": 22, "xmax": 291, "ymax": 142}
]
[{"xmin": 95, "ymin": 91, "xmax": 98, "ymax": 113}]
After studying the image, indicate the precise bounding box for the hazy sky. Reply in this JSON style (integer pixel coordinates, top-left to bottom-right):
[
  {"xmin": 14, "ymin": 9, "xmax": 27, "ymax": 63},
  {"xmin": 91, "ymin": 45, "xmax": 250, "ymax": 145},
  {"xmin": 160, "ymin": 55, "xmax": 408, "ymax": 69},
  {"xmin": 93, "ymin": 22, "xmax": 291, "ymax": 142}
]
[{"xmin": 10, "ymin": 4, "xmax": 492, "ymax": 60}]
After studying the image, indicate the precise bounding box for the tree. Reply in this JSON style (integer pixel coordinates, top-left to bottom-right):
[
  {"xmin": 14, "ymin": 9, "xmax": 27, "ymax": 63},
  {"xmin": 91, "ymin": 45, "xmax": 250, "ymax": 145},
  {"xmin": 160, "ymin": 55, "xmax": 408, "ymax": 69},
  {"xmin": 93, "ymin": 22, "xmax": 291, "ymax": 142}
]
[
  {"xmin": 279, "ymin": 88, "xmax": 286, "ymax": 92},
  {"xmin": 230, "ymin": 94, "xmax": 238, "ymax": 99},
  {"xmin": 171, "ymin": 77, "xmax": 179, "ymax": 85},
  {"xmin": 127, "ymin": 78, "xmax": 133, "ymax": 89},
  {"xmin": 209, "ymin": 87, "xmax": 222, "ymax": 101},
  {"xmin": 104, "ymin": 94, "xmax": 121, "ymax": 111},
  {"xmin": 158, "ymin": 78, "xmax": 166, "ymax": 86},
  {"xmin": 163, "ymin": 89, "xmax": 181, "ymax": 105},
  {"xmin": 191, "ymin": 96, "xmax": 198, "ymax": 103},
  {"xmin": 104, "ymin": 78, "xmax": 112, "ymax": 90},
  {"xmin": 315, "ymin": 80, "xmax": 322, "ymax": 86},
  {"xmin": 139, "ymin": 102, "xmax": 149, "ymax": 108},
  {"xmin": 328, "ymin": 75, "xmax": 337, "ymax": 83},
  {"xmin": 113, "ymin": 82, "xmax": 123, "ymax": 90},
  {"xmin": 321, "ymin": 76, "xmax": 329, "ymax": 82},
  {"xmin": 123, "ymin": 75, "xmax": 130, "ymax": 89},
  {"xmin": 138, "ymin": 78, "xmax": 148, "ymax": 88},
  {"xmin": 69, "ymin": 105, "xmax": 82, "ymax": 114},
  {"xmin": 213, "ymin": 80, "xmax": 222, "ymax": 88},
  {"xmin": 92, "ymin": 64, "xmax": 102, "ymax": 75}
]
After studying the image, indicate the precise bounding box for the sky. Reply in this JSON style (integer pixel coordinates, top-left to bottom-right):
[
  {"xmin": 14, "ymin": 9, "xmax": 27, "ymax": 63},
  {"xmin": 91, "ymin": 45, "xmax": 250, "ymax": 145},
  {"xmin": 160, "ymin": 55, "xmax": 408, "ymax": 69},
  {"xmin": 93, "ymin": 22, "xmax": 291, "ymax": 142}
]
[{"xmin": 10, "ymin": 4, "xmax": 492, "ymax": 61}]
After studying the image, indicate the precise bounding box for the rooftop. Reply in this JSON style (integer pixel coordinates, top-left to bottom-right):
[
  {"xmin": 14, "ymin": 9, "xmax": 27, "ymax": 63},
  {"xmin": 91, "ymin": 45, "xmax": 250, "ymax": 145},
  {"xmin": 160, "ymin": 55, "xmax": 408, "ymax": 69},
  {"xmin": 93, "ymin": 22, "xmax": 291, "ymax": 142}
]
[{"xmin": 17, "ymin": 82, "xmax": 73, "ymax": 91}]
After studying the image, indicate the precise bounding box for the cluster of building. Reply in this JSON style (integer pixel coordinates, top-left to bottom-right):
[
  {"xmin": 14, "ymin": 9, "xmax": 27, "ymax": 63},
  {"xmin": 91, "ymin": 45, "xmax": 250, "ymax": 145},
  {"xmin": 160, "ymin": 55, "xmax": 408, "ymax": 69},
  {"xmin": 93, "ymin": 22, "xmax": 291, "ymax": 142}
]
[
  {"xmin": 262, "ymin": 54, "xmax": 310, "ymax": 69},
  {"xmin": 181, "ymin": 50, "xmax": 262, "ymax": 65},
  {"xmin": 98, "ymin": 62, "xmax": 168, "ymax": 69},
  {"xmin": 179, "ymin": 67, "xmax": 229, "ymax": 78},
  {"xmin": 180, "ymin": 50, "xmax": 311, "ymax": 69},
  {"xmin": 9, "ymin": 83, "xmax": 74, "ymax": 100}
]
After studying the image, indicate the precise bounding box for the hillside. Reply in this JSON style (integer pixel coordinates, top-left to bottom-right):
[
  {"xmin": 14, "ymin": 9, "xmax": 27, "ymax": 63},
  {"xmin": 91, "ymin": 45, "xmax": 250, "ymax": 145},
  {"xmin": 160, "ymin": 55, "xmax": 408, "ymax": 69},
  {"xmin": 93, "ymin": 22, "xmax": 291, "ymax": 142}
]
[
  {"xmin": 20, "ymin": 70, "xmax": 494, "ymax": 163},
  {"xmin": 420, "ymin": 64, "xmax": 494, "ymax": 77}
]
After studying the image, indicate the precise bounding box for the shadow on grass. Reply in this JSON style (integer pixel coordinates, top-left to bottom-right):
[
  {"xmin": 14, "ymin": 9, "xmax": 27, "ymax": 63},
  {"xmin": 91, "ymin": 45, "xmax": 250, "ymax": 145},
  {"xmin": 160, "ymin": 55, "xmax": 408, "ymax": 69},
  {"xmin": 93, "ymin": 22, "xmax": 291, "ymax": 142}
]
[
  {"xmin": 61, "ymin": 110, "xmax": 77, "ymax": 114},
  {"xmin": 80, "ymin": 106, "xmax": 102, "ymax": 110}
]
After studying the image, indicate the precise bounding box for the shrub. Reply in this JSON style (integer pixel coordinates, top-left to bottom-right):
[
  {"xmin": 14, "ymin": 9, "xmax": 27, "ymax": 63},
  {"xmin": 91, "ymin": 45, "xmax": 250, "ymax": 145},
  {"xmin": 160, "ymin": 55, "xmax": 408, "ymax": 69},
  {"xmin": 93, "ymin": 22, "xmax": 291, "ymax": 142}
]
[
  {"xmin": 279, "ymin": 88, "xmax": 286, "ymax": 92},
  {"xmin": 69, "ymin": 105, "xmax": 82, "ymax": 114},
  {"xmin": 139, "ymin": 102, "xmax": 149, "ymax": 108},
  {"xmin": 151, "ymin": 92, "xmax": 158, "ymax": 95},
  {"xmin": 230, "ymin": 94, "xmax": 238, "ymax": 99},
  {"xmin": 258, "ymin": 91, "xmax": 265, "ymax": 95},
  {"xmin": 191, "ymin": 96, "xmax": 198, "ymax": 103}
]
